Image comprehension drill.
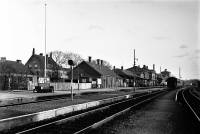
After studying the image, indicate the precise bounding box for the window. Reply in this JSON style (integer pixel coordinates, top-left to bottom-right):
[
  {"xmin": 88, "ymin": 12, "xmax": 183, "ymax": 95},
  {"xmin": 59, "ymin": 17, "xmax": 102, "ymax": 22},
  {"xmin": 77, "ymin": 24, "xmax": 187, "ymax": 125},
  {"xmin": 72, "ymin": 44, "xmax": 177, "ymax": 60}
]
[
  {"xmin": 34, "ymin": 64, "xmax": 38, "ymax": 68},
  {"xmin": 82, "ymin": 78, "xmax": 86, "ymax": 83}
]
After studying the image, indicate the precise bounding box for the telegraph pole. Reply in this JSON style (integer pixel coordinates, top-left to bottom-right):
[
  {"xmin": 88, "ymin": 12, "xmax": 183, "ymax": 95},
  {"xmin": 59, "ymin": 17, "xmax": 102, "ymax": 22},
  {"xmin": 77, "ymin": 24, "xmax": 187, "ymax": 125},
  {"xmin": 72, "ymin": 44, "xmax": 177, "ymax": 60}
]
[
  {"xmin": 133, "ymin": 49, "xmax": 136, "ymax": 91},
  {"xmin": 179, "ymin": 67, "xmax": 181, "ymax": 79},
  {"xmin": 134, "ymin": 49, "xmax": 136, "ymax": 67}
]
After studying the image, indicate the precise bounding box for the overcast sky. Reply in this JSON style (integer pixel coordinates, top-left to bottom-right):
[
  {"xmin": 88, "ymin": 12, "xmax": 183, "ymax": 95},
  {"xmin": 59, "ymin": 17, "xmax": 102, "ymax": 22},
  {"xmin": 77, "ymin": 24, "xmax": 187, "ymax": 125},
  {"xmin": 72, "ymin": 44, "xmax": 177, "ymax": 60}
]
[{"xmin": 0, "ymin": 0, "xmax": 199, "ymax": 79}]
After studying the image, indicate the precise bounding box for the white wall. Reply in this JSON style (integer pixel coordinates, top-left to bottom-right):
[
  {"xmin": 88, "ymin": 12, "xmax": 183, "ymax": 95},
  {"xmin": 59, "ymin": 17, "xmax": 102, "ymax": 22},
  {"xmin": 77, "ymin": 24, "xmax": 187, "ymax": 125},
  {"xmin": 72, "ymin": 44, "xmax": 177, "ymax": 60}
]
[
  {"xmin": 28, "ymin": 82, "xmax": 92, "ymax": 91},
  {"xmin": 50, "ymin": 83, "xmax": 92, "ymax": 91}
]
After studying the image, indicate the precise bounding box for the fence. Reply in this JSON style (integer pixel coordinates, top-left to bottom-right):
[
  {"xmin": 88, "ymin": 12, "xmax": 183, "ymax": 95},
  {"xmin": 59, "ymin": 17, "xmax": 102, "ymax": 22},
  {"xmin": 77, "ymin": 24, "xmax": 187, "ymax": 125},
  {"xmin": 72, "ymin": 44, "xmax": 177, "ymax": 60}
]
[
  {"xmin": 50, "ymin": 83, "xmax": 92, "ymax": 91},
  {"xmin": 28, "ymin": 82, "xmax": 92, "ymax": 91}
]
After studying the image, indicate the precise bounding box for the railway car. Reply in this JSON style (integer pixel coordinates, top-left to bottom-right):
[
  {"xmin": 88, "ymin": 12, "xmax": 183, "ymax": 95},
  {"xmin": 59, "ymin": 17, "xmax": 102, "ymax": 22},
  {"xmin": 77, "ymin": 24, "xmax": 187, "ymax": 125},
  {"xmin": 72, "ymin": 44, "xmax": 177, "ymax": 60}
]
[{"xmin": 166, "ymin": 77, "xmax": 177, "ymax": 89}]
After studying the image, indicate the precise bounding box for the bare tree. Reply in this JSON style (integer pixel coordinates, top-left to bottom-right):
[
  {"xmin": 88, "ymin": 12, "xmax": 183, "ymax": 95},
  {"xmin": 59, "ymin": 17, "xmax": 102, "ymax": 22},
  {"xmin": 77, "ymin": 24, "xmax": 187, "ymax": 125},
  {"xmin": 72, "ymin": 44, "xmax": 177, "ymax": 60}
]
[
  {"xmin": 102, "ymin": 60, "xmax": 112, "ymax": 69},
  {"xmin": 51, "ymin": 51, "xmax": 113, "ymax": 69},
  {"xmin": 90, "ymin": 59, "xmax": 112, "ymax": 69},
  {"xmin": 50, "ymin": 51, "xmax": 66, "ymax": 67},
  {"xmin": 64, "ymin": 52, "xmax": 83, "ymax": 66},
  {"xmin": 51, "ymin": 50, "xmax": 84, "ymax": 67}
]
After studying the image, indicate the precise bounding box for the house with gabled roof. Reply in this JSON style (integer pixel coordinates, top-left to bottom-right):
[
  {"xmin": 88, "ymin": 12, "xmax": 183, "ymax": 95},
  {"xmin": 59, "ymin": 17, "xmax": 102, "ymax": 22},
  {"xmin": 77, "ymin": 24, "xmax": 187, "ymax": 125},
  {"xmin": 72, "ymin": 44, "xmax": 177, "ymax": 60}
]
[
  {"xmin": 127, "ymin": 65, "xmax": 146, "ymax": 86},
  {"xmin": 127, "ymin": 64, "xmax": 159, "ymax": 87},
  {"xmin": 114, "ymin": 66, "xmax": 138, "ymax": 87},
  {"xmin": 68, "ymin": 57, "xmax": 119, "ymax": 88},
  {"xmin": 148, "ymin": 64, "xmax": 157, "ymax": 86},
  {"xmin": 159, "ymin": 69, "xmax": 171, "ymax": 85},
  {"xmin": 25, "ymin": 48, "xmax": 62, "ymax": 82},
  {"xmin": 161, "ymin": 69, "xmax": 171, "ymax": 80},
  {"xmin": 0, "ymin": 57, "xmax": 31, "ymax": 90}
]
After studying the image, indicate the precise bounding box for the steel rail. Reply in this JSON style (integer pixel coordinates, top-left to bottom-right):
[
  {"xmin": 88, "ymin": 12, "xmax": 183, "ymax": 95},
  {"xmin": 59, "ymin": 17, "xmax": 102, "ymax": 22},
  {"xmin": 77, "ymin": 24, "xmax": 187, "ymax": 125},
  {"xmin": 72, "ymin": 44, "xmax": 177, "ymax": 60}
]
[
  {"xmin": 189, "ymin": 88, "xmax": 200, "ymax": 102},
  {"xmin": 74, "ymin": 91, "xmax": 165, "ymax": 134},
  {"xmin": 182, "ymin": 89, "xmax": 200, "ymax": 122},
  {"xmin": 15, "ymin": 90, "xmax": 166, "ymax": 134},
  {"xmin": 0, "ymin": 91, "xmax": 146, "ymax": 124}
]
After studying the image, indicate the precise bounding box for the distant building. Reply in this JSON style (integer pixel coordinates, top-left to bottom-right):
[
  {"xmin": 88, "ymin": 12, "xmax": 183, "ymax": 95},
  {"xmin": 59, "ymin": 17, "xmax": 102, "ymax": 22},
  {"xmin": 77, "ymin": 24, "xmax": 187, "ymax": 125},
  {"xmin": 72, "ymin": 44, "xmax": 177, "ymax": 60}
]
[
  {"xmin": 161, "ymin": 69, "xmax": 171, "ymax": 80},
  {"xmin": 25, "ymin": 48, "xmax": 62, "ymax": 82},
  {"xmin": 127, "ymin": 65, "xmax": 147, "ymax": 87},
  {"xmin": 156, "ymin": 69, "xmax": 171, "ymax": 86},
  {"xmin": 0, "ymin": 57, "xmax": 31, "ymax": 90},
  {"xmin": 68, "ymin": 57, "xmax": 118, "ymax": 88},
  {"xmin": 114, "ymin": 66, "xmax": 138, "ymax": 87},
  {"xmin": 127, "ymin": 64, "xmax": 158, "ymax": 87},
  {"xmin": 156, "ymin": 73, "xmax": 163, "ymax": 85},
  {"xmin": 148, "ymin": 64, "xmax": 157, "ymax": 86},
  {"xmin": 141, "ymin": 65, "xmax": 150, "ymax": 86}
]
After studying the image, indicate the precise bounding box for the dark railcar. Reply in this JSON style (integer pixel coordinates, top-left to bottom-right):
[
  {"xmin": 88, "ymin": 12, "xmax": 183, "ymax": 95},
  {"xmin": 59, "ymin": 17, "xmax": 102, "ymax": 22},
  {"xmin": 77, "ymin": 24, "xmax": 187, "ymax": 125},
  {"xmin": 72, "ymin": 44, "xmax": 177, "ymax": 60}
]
[{"xmin": 166, "ymin": 77, "xmax": 177, "ymax": 89}]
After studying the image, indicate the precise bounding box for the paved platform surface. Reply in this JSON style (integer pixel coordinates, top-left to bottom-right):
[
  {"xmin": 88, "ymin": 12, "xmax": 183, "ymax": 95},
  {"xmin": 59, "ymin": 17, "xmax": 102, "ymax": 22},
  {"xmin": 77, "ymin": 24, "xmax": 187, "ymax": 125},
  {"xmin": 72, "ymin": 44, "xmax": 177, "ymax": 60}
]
[
  {"xmin": 0, "ymin": 87, "xmax": 162, "ymax": 120},
  {"xmin": 0, "ymin": 87, "xmax": 134, "ymax": 99},
  {"xmin": 0, "ymin": 87, "xmax": 162, "ymax": 106},
  {"xmin": 0, "ymin": 88, "xmax": 116, "ymax": 99},
  {"xmin": 0, "ymin": 88, "xmax": 124, "ymax": 107},
  {"xmin": 90, "ymin": 89, "xmax": 200, "ymax": 134}
]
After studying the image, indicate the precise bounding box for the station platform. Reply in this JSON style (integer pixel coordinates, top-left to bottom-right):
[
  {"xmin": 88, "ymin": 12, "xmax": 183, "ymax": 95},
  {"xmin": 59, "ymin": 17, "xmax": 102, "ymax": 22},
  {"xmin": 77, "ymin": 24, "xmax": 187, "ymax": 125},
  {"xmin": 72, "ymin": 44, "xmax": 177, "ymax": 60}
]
[
  {"xmin": 0, "ymin": 87, "xmax": 164, "ymax": 132},
  {"xmin": 0, "ymin": 87, "xmax": 160, "ymax": 107}
]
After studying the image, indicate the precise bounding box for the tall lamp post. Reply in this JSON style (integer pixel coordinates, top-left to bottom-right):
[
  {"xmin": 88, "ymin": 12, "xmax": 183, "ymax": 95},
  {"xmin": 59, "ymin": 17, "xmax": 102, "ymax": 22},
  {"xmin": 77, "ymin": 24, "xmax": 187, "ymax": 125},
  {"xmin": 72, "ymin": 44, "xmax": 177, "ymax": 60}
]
[
  {"xmin": 68, "ymin": 60, "xmax": 74, "ymax": 101},
  {"xmin": 44, "ymin": 2, "xmax": 47, "ymax": 83}
]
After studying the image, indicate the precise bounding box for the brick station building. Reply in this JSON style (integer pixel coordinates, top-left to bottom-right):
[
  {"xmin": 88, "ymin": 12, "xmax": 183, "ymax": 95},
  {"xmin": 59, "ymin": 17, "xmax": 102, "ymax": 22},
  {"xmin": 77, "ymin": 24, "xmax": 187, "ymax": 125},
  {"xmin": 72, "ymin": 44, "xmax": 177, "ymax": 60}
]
[{"xmin": 25, "ymin": 48, "xmax": 63, "ymax": 82}]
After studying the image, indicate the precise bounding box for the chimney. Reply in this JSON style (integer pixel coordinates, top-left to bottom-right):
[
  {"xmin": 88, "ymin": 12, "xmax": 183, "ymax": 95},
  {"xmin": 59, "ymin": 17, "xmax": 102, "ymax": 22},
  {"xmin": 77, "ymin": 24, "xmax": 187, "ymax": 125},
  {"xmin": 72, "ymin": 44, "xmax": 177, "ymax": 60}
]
[
  {"xmin": 101, "ymin": 60, "xmax": 103, "ymax": 65},
  {"xmin": 32, "ymin": 48, "xmax": 35, "ymax": 55},
  {"xmin": 0, "ymin": 57, "xmax": 6, "ymax": 62},
  {"xmin": 97, "ymin": 59, "xmax": 100, "ymax": 65},
  {"xmin": 50, "ymin": 52, "xmax": 52, "ymax": 58},
  {"xmin": 121, "ymin": 66, "xmax": 123, "ymax": 70},
  {"xmin": 113, "ymin": 66, "xmax": 115, "ymax": 70},
  {"xmin": 88, "ymin": 56, "xmax": 91, "ymax": 62},
  {"xmin": 16, "ymin": 60, "xmax": 22, "ymax": 64},
  {"xmin": 153, "ymin": 64, "xmax": 155, "ymax": 71},
  {"xmin": 39, "ymin": 53, "xmax": 43, "ymax": 56}
]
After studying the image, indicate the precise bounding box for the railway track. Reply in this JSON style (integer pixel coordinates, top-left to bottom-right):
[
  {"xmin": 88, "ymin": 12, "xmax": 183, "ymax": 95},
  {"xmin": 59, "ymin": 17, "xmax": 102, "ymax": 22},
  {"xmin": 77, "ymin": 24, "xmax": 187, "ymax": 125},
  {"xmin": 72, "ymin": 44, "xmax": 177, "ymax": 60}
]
[
  {"xmin": 181, "ymin": 88, "xmax": 200, "ymax": 122},
  {"xmin": 8, "ymin": 89, "xmax": 167, "ymax": 134}
]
